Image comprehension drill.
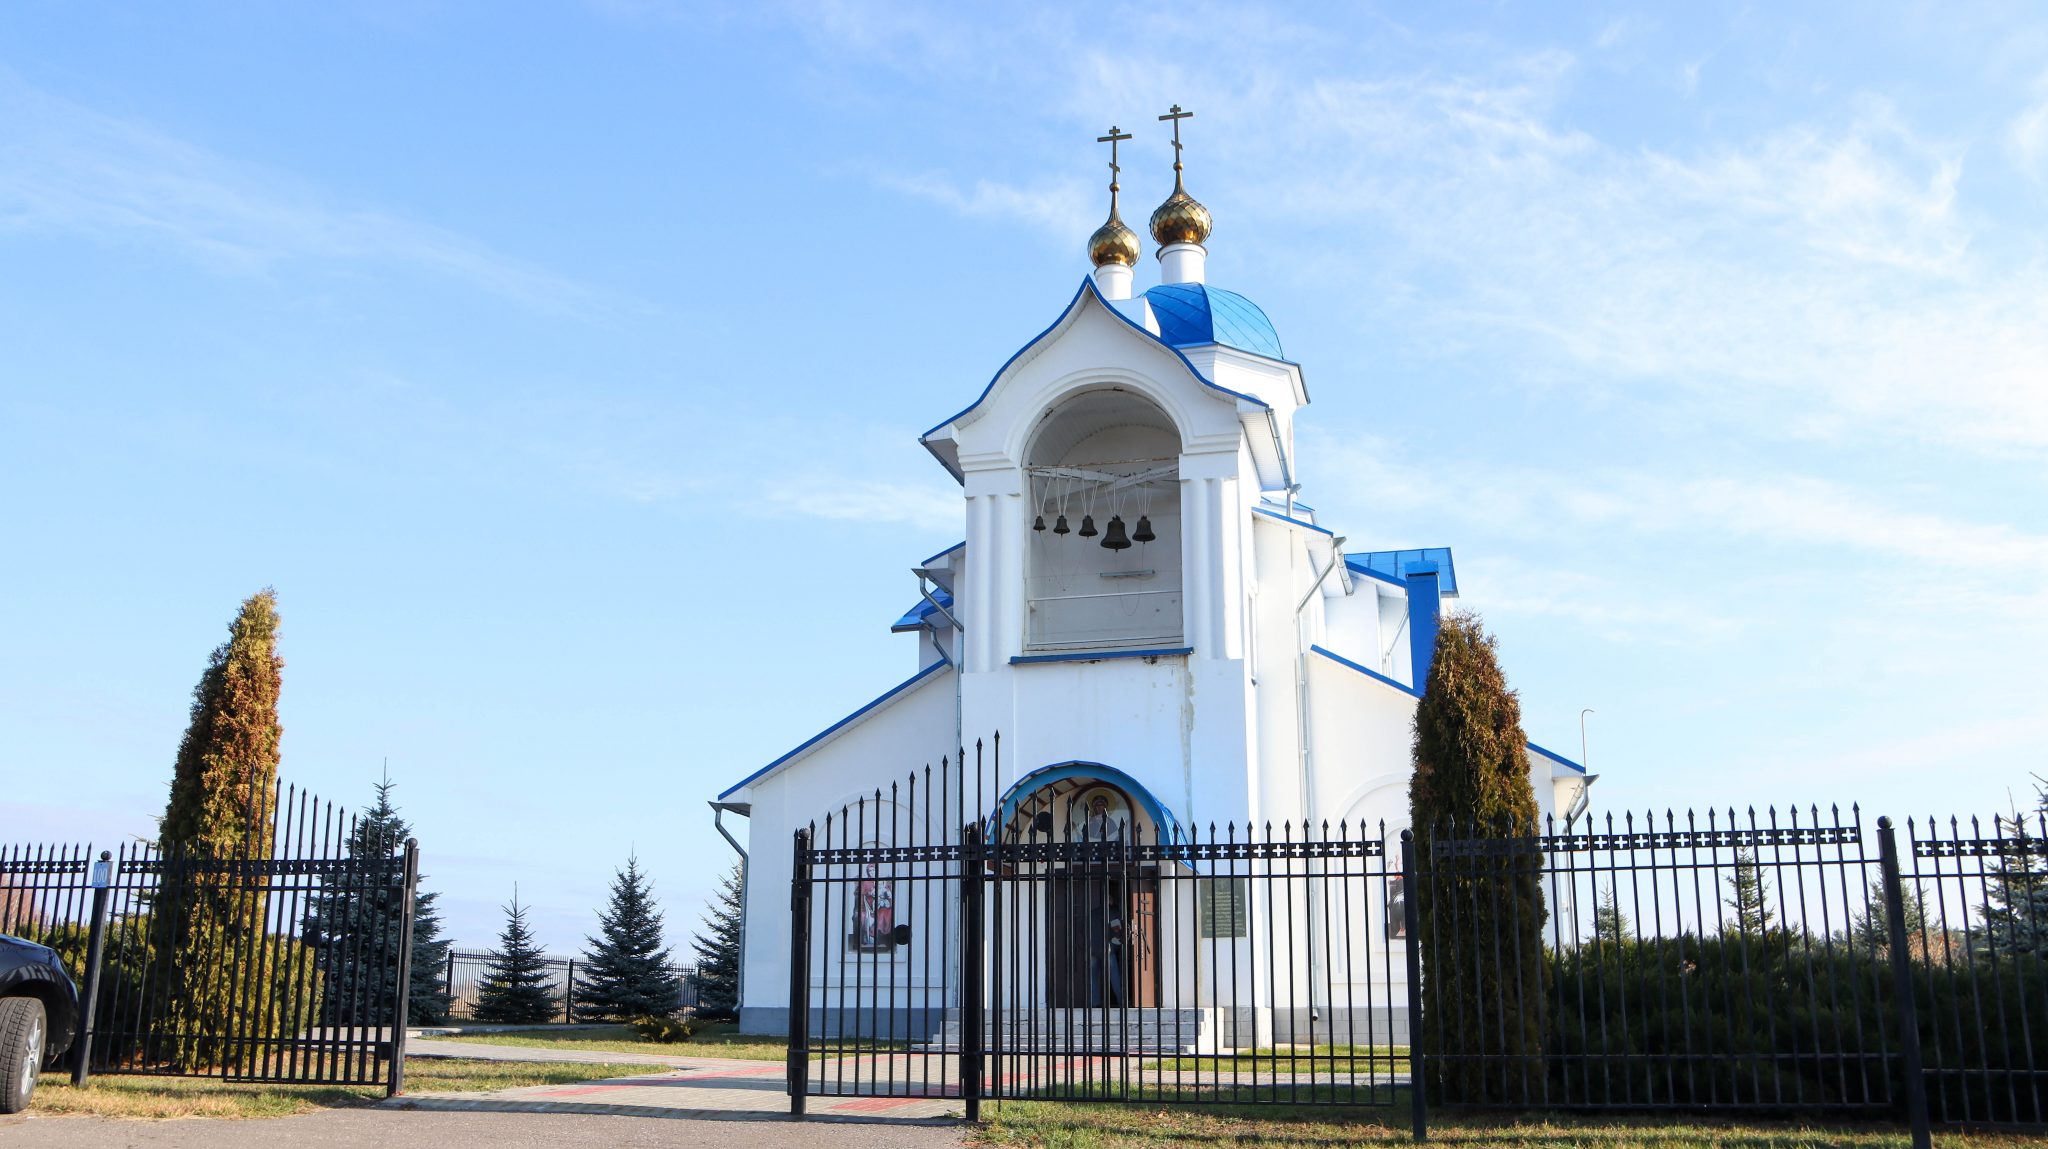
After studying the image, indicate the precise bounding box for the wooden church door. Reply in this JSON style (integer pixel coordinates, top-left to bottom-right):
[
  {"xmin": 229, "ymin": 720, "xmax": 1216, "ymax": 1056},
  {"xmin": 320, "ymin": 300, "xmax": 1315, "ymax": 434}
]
[{"xmin": 1046, "ymin": 869, "xmax": 1160, "ymax": 1008}]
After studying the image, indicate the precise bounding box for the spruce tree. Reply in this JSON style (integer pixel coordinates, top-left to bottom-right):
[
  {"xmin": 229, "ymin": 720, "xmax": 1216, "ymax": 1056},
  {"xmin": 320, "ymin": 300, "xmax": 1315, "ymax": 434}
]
[
  {"xmin": 1981, "ymin": 782, "xmax": 2048, "ymax": 955},
  {"xmin": 1852, "ymin": 877, "xmax": 1927, "ymax": 953},
  {"xmin": 153, "ymin": 590, "xmax": 286, "ymax": 1069},
  {"xmin": 1724, "ymin": 849, "xmax": 1776, "ymax": 934},
  {"xmin": 409, "ymin": 888, "xmax": 455, "ymax": 1025},
  {"xmin": 574, "ymin": 855, "xmax": 683, "ymax": 1021},
  {"xmin": 1408, "ymin": 610, "xmax": 1546, "ymax": 1104},
  {"xmin": 303, "ymin": 779, "xmax": 408, "ymax": 1025},
  {"xmin": 475, "ymin": 891, "xmax": 557, "ymax": 1024},
  {"xmin": 303, "ymin": 778, "xmax": 453, "ymax": 1026},
  {"xmin": 692, "ymin": 863, "xmax": 743, "ymax": 1021},
  {"xmin": 1593, "ymin": 883, "xmax": 1630, "ymax": 944}
]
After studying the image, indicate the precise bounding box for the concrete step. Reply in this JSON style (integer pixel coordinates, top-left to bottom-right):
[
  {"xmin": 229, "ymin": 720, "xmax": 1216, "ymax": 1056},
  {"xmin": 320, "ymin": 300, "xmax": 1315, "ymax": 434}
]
[{"xmin": 920, "ymin": 1008, "xmax": 1215, "ymax": 1054}]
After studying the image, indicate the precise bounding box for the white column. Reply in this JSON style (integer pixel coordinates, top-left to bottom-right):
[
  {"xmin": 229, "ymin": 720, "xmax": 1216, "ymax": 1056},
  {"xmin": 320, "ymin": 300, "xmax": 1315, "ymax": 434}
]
[
  {"xmin": 1181, "ymin": 474, "xmax": 1211, "ymax": 654},
  {"xmin": 964, "ymin": 492, "xmax": 993, "ymax": 673},
  {"xmin": 990, "ymin": 488, "xmax": 1022, "ymax": 662},
  {"xmin": 1215, "ymin": 476, "xmax": 1243, "ymax": 660},
  {"xmin": 1196, "ymin": 473, "xmax": 1212, "ymax": 655}
]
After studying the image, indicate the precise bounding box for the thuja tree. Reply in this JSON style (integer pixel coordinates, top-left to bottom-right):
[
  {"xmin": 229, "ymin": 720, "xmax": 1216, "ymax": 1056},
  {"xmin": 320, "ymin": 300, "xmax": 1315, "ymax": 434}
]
[
  {"xmin": 1409, "ymin": 610, "xmax": 1547, "ymax": 1104},
  {"xmin": 303, "ymin": 778, "xmax": 454, "ymax": 1025},
  {"xmin": 692, "ymin": 863, "xmax": 743, "ymax": 1021},
  {"xmin": 574, "ymin": 855, "xmax": 683, "ymax": 1021},
  {"xmin": 476, "ymin": 892, "xmax": 557, "ymax": 1023},
  {"xmin": 153, "ymin": 589, "xmax": 297, "ymax": 1070}
]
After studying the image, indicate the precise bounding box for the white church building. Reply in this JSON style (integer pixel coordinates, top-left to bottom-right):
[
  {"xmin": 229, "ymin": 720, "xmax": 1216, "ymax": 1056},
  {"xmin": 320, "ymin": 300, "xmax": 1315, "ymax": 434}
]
[{"xmin": 713, "ymin": 119, "xmax": 1591, "ymax": 1039}]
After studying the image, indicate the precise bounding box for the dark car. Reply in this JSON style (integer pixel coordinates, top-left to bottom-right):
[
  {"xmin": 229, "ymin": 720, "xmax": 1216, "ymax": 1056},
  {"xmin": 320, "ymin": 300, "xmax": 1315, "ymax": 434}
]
[{"xmin": 0, "ymin": 934, "xmax": 78, "ymax": 1113}]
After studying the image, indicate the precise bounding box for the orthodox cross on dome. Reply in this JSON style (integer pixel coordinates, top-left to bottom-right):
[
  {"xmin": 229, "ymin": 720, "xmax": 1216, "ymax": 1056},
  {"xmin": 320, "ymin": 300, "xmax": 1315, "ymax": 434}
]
[
  {"xmin": 1158, "ymin": 104, "xmax": 1194, "ymax": 181},
  {"xmin": 1096, "ymin": 125, "xmax": 1132, "ymax": 210}
]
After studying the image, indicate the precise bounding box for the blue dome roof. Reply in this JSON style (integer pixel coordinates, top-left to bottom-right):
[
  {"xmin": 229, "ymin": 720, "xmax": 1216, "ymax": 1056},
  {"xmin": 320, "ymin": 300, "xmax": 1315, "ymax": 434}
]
[{"xmin": 1143, "ymin": 283, "xmax": 1283, "ymax": 360}]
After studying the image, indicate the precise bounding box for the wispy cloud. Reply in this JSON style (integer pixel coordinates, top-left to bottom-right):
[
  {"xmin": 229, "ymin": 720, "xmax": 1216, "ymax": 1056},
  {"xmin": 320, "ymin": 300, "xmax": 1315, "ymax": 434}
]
[
  {"xmin": 0, "ymin": 75, "xmax": 592, "ymax": 311},
  {"xmin": 2007, "ymin": 73, "xmax": 2048, "ymax": 183},
  {"xmin": 1459, "ymin": 557, "xmax": 1741, "ymax": 645},
  {"xmin": 761, "ymin": 475, "xmax": 961, "ymax": 532},
  {"xmin": 1242, "ymin": 75, "xmax": 2048, "ymax": 450},
  {"xmin": 774, "ymin": 5, "xmax": 2048, "ymax": 453},
  {"xmin": 1317, "ymin": 431, "xmax": 2048, "ymax": 625},
  {"xmin": 868, "ymin": 169, "xmax": 1093, "ymax": 239}
]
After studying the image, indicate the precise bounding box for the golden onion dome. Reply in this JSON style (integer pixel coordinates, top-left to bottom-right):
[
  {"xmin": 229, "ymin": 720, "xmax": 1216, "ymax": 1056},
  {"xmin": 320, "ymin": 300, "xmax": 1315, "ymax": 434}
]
[
  {"xmin": 1089, "ymin": 207, "xmax": 1141, "ymax": 267},
  {"xmin": 1149, "ymin": 177, "xmax": 1213, "ymax": 247}
]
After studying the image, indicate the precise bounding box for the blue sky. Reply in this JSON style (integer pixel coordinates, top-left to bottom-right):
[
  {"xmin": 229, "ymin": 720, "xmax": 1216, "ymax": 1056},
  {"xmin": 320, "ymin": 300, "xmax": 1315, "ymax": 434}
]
[{"xmin": 4, "ymin": 2, "xmax": 2044, "ymax": 954}]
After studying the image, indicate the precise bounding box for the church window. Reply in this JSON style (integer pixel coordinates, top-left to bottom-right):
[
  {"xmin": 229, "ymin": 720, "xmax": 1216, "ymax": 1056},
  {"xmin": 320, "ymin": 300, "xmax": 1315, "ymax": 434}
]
[{"xmin": 1024, "ymin": 389, "xmax": 1183, "ymax": 651}]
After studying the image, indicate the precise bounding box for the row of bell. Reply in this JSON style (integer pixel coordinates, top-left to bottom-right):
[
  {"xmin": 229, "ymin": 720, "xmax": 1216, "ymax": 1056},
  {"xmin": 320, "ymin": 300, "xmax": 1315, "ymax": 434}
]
[{"xmin": 1032, "ymin": 512, "xmax": 1155, "ymax": 550}]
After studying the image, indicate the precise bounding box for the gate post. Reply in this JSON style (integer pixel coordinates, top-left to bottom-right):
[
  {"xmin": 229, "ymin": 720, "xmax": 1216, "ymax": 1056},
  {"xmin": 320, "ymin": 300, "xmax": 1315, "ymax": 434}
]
[
  {"xmin": 70, "ymin": 851, "xmax": 114, "ymax": 1087},
  {"xmin": 1877, "ymin": 817, "xmax": 1931, "ymax": 1149},
  {"xmin": 1400, "ymin": 830, "xmax": 1427, "ymax": 1143},
  {"xmin": 960, "ymin": 823, "xmax": 985, "ymax": 1122},
  {"xmin": 388, "ymin": 839, "xmax": 421, "ymax": 1097},
  {"xmin": 787, "ymin": 828, "xmax": 813, "ymax": 1118}
]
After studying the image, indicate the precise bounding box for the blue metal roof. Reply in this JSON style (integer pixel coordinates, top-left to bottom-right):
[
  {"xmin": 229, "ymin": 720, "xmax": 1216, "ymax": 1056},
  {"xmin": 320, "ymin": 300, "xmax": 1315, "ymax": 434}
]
[
  {"xmin": 1144, "ymin": 284, "xmax": 1284, "ymax": 360},
  {"xmin": 890, "ymin": 585, "xmax": 953, "ymax": 632},
  {"xmin": 1346, "ymin": 548, "xmax": 1459, "ymax": 596}
]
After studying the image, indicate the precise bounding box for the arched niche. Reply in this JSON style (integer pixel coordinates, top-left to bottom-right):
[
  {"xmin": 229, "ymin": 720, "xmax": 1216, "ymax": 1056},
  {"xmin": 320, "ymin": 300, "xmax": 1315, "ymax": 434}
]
[{"xmin": 1022, "ymin": 389, "xmax": 1184, "ymax": 651}]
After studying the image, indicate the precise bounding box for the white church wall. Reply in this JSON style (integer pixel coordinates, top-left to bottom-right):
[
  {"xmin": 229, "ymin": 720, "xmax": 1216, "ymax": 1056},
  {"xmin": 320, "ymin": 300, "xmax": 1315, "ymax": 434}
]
[
  {"xmin": 735, "ymin": 665, "xmax": 957, "ymax": 1033},
  {"xmin": 1318, "ymin": 576, "xmax": 1387, "ymax": 671},
  {"xmin": 1378, "ymin": 591, "xmax": 1415, "ymax": 684},
  {"xmin": 972, "ymin": 653, "xmax": 1253, "ymax": 833}
]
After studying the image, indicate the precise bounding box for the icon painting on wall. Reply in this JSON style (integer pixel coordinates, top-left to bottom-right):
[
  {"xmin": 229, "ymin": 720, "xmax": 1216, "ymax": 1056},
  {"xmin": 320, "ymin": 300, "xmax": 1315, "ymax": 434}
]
[
  {"xmin": 1068, "ymin": 786, "xmax": 1132, "ymax": 841},
  {"xmin": 851, "ymin": 857, "xmax": 896, "ymax": 951}
]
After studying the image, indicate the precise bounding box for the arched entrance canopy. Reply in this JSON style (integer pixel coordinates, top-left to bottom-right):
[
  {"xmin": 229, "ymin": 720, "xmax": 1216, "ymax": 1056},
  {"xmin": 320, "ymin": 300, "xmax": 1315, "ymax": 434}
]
[{"xmin": 986, "ymin": 761, "xmax": 1183, "ymax": 845}]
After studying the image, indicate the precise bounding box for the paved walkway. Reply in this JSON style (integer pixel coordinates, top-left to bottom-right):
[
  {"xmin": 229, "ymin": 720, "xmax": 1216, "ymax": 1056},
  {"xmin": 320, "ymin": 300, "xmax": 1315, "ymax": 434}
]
[
  {"xmin": 407, "ymin": 1037, "xmax": 749, "ymax": 1070},
  {"xmin": 0, "ymin": 1108, "xmax": 962, "ymax": 1148},
  {"xmin": 403, "ymin": 1039, "xmax": 961, "ymax": 1121}
]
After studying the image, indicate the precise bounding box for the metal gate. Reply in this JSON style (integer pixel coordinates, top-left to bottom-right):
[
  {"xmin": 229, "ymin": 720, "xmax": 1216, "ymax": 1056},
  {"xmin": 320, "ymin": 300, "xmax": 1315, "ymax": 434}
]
[
  {"xmin": 0, "ymin": 784, "xmax": 419, "ymax": 1093},
  {"xmin": 786, "ymin": 742, "xmax": 1412, "ymax": 1120}
]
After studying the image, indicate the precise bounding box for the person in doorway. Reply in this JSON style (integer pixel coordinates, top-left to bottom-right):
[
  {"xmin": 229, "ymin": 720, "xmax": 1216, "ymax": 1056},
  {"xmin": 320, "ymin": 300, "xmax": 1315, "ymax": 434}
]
[{"xmin": 1082, "ymin": 896, "xmax": 1126, "ymax": 1007}]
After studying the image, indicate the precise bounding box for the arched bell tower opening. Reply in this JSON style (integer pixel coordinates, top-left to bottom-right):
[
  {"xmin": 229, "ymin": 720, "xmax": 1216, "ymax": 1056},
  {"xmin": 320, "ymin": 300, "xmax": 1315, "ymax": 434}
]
[{"xmin": 1023, "ymin": 388, "xmax": 1183, "ymax": 652}]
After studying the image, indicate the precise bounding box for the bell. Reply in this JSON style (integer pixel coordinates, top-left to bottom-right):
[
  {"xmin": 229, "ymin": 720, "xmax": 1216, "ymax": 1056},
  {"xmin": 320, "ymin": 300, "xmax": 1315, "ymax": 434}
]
[
  {"xmin": 1033, "ymin": 514, "xmax": 1047, "ymax": 532},
  {"xmin": 1101, "ymin": 514, "xmax": 1132, "ymax": 550},
  {"xmin": 1053, "ymin": 514, "xmax": 1070, "ymax": 535},
  {"xmin": 1133, "ymin": 515, "xmax": 1156, "ymax": 544},
  {"xmin": 1078, "ymin": 514, "xmax": 1098, "ymax": 538}
]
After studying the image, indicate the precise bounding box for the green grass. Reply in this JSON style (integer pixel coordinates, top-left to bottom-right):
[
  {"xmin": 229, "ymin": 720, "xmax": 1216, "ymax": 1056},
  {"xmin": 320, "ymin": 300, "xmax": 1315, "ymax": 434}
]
[
  {"xmin": 427, "ymin": 1021, "xmax": 792, "ymax": 1061},
  {"xmin": 1142, "ymin": 1044, "xmax": 1407, "ymax": 1073},
  {"xmin": 971, "ymin": 1100, "xmax": 2045, "ymax": 1148},
  {"xmin": 26, "ymin": 1056, "xmax": 653, "ymax": 1120}
]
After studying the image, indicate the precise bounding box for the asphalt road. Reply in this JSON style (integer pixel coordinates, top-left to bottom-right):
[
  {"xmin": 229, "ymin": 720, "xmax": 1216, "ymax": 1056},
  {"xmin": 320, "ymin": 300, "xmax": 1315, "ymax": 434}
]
[{"xmin": 0, "ymin": 1107, "xmax": 964, "ymax": 1148}]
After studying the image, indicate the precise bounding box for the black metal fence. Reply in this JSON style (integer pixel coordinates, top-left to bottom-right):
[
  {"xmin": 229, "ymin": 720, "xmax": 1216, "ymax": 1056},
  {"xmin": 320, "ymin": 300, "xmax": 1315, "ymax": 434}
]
[
  {"xmin": 0, "ymin": 784, "xmax": 417, "ymax": 1093},
  {"xmin": 789, "ymin": 739, "xmax": 1411, "ymax": 1122},
  {"xmin": 1410, "ymin": 805, "xmax": 2048, "ymax": 1146},
  {"xmin": 784, "ymin": 742, "xmax": 2048, "ymax": 1146},
  {"xmin": 440, "ymin": 949, "xmax": 699, "ymax": 1023}
]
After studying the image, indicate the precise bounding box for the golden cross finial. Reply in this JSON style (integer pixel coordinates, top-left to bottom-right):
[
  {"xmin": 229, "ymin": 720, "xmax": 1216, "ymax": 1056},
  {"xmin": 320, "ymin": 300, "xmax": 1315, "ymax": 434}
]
[
  {"xmin": 1159, "ymin": 104, "xmax": 1194, "ymax": 181},
  {"xmin": 1096, "ymin": 125, "xmax": 1133, "ymax": 209}
]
